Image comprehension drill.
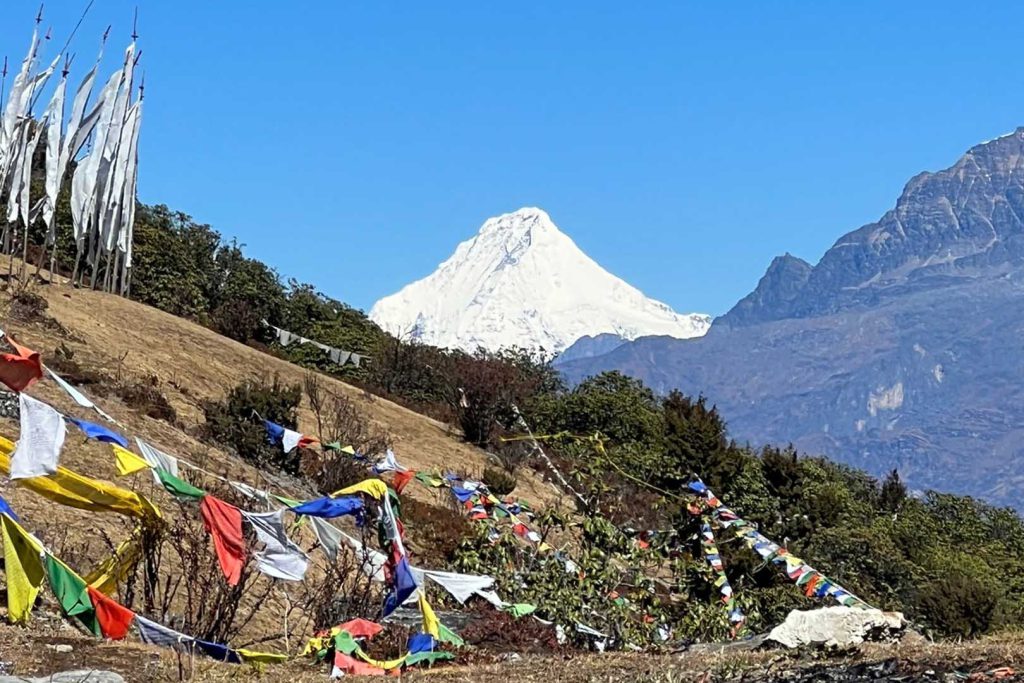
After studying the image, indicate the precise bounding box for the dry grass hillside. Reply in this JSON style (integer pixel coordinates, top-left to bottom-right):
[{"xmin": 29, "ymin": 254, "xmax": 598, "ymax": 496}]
[{"xmin": 0, "ymin": 277, "xmax": 570, "ymax": 680}]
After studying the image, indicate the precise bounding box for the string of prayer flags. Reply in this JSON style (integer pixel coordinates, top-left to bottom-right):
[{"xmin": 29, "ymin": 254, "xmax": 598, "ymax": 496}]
[
  {"xmin": 0, "ymin": 437, "xmax": 160, "ymax": 521},
  {"xmin": 199, "ymin": 495, "xmax": 246, "ymax": 586},
  {"xmin": 0, "ymin": 335, "xmax": 42, "ymax": 392},
  {"xmin": 687, "ymin": 478, "xmax": 872, "ymax": 610},
  {"xmin": 111, "ymin": 444, "xmax": 150, "ymax": 476},
  {"xmin": 264, "ymin": 420, "xmax": 316, "ymax": 454},
  {"xmin": 11, "ymin": 393, "xmax": 66, "ymax": 479},
  {"xmin": 698, "ymin": 519, "xmax": 745, "ymax": 630},
  {"xmin": 67, "ymin": 417, "xmax": 128, "ymax": 448},
  {"xmin": 45, "ymin": 367, "xmax": 119, "ymax": 425}
]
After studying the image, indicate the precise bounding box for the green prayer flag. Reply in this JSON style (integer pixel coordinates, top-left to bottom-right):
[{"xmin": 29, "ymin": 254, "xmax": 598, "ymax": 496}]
[
  {"xmin": 404, "ymin": 651, "xmax": 455, "ymax": 667},
  {"xmin": 333, "ymin": 630, "xmax": 359, "ymax": 655},
  {"xmin": 156, "ymin": 469, "xmax": 205, "ymax": 500},
  {"xmin": 796, "ymin": 570, "xmax": 816, "ymax": 586},
  {"xmin": 505, "ymin": 603, "xmax": 536, "ymax": 618},
  {"xmin": 273, "ymin": 494, "xmax": 302, "ymax": 508},
  {"xmin": 437, "ymin": 623, "xmax": 464, "ymax": 648},
  {"xmin": 323, "ymin": 442, "xmax": 342, "ymax": 451},
  {"xmin": 44, "ymin": 555, "xmax": 100, "ymax": 635}
]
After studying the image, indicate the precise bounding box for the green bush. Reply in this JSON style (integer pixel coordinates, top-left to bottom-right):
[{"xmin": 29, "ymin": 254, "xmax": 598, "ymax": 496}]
[
  {"xmin": 203, "ymin": 374, "xmax": 303, "ymax": 474},
  {"xmin": 915, "ymin": 571, "xmax": 1004, "ymax": 638},
  {"xmin": 482, "ymin": 467, "xmax": 517, "ymax": 496}
]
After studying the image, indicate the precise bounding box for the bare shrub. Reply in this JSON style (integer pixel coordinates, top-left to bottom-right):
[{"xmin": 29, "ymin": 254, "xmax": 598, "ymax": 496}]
[{"xmin": 304, "ymin": 372, "xmax": 391, "ymax": 454}]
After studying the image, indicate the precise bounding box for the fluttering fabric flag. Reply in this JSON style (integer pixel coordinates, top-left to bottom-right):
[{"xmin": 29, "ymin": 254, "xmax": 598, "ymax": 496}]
[
  {"xmin": 0, "ymin": 338, "xmax": 41, "ymax": 393},
  {"xmin": 11, "ymin": 393, "xmax": 67, "ymax": 479},
  {"xmin": 45, "ymin": 554, "xmax": 100, "ymax": 635},
  {"xmin": 194, "ymin": 639, "xmax": 242, "ymax": 664},
  {"xmin": 84, "ymin": 531, "xmax": 142, "ymax": 596},
  {"xmin": 87, "ymin": 585, "xmax": 134, "ymax": 640},
  {"xmin": 407, "ymin": 633, "xmax": 436, "ymax": 654},
  {"xmin": 67, "ymin": 417, "xmax": 128, "ymax": 448},
  {"xmin": 437, "ymin": 623, "xmax": 464, "ymax": 647},
  {"xmin": 336, "ymin": 618, "xmax": 383, "ymax": 640},
  {"xmin": 332, "ymin": 478, "xmax": 388, "ymax": 500},
  {"xmin": 290, "ymin": 495, "xmax": 363, "ymax": 519},
  {"xmin": 282, "ymin": 428, "xmax": 303, "ymax": 454},
  {"xmin": 111, "ymin": 444, "xmax": 150, "ymax": 476},
  {"xmin": 308, "ymin": 516, "xmax": 343, "ymax": 562},
  {"xmin": 373, "ymin": 449, "xmax": 405, "ymax": 474},
  {"xmin": 420, "ymin": 570, "xmax": 497, "ymax": 605},
  {"xmin": 240, "ymin": 509, "xmax": 309, "ymax": 581},
  {"xmin": 0, "ymin": 494, "xmax": 19, "ymax": 521},
  {"xmin": 236, "ymin": 649, "xmax": 289, "ymax": 664},
  {"xmin": 200, "ymin": 495, "xmax": 246, "ymax": 586},
  {"xmin": 229, "ymin": 481, "xmax": 271, "ymax": 506},
  {"xmin": 383, "ymin": 557, "xmax": 418, "ymax": 617},
  {"xmin": 44, "ymin": 367, "xmax": 119, "ymax": 424},
  {"xmin": 1, "ymin": 513, "xmax": 45, "ymax": 623},
  {"xmin": 135, "ymin": 438, "xmax": 179, "ymax": 483},
  {"xmin": 393, "ymin": 470, "xmax": 415, "ymax": 495},
  {"xmin": 39, "ymin": 69, "xmax": 67, "ymax": 236},
  {"xmin": 157, "ymin": 469, "xmax": 205, "ymax": 501},
  {"xmin": 135, "ymin": 614, "xmax": 191, "ymax": 651},
  {"xmin": 264, "ymin": 420, "xmax": 285, "ymax": 445},
  {"xmin": 418, "ymin": 590, "xmax": 440, "ymax": 638},
  {"xmin": 0, "ymin": 436, "xmax": 160, "ymax": 521},
  {"xmin": 405, "ymin": 651, "xmax": 455, "ymax": 667}
]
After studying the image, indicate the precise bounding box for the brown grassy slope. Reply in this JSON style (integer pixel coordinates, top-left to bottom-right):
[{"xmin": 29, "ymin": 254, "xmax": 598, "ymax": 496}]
[{"xmin": 13, "ymin": 283, "xmax": 561, "ymax": 510}]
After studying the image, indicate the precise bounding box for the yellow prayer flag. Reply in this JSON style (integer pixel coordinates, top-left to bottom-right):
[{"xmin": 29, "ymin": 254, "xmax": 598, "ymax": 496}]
[
  {"xmin": 353, "ymin": 647, "xmax": 407, "ymax": 670},
  {"xmin": 340, "ymin": 445, "xmax": 356, "ymax": 455},
  {"xmin": 1, "ymin": 514, "xmax": 45, "ymax": 624},
  {"xmin": 418, "ymin": 589, "xmax": 440, "ymax": 638},
  {"xmin": 84, "ymin": 530, "xmax": 142, "ymax": 596},
  {"xmin": 237, "ymin": 649, "xmax": 289, "ymax": 664},
  {"xmin": 0, "ymin": 436, "xmax": 161, "ymax": 521},
  {"xmin": 331, "ymin": 479, "xmax": 387, "ymax": 500},
  {"xmin": 111, "ymin": 445, "xmax": 151, "ymax": 477}
]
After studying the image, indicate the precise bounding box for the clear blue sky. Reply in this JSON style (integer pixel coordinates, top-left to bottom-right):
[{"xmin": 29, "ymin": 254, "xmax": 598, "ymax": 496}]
[{"xmin": 4, "ymin": 1, "xmax": 1024, "ymax": 316}]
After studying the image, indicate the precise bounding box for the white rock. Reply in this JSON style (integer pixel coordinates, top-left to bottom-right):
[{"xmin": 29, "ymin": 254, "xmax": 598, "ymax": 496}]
[{"xmin": 766, "ymin": 606, "xmax": 906, "ymax": 649}]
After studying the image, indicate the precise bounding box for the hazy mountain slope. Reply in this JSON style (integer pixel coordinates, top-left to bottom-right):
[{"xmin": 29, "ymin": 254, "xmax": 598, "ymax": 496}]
[{"xmin": 561, "ymin": 129, "xmax": 1024, "ymax": 506}]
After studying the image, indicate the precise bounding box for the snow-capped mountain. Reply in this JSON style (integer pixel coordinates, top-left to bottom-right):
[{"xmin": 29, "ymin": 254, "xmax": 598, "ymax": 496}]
[{"xmin": 369, "ymin": 207, "xmax": 711, "ymax": 354}]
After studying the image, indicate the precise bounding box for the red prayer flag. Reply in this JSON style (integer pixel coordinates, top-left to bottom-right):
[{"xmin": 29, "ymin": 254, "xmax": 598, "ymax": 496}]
[
  {"xmin": 337, "ymin": 617, "xmax": 383, "ymax": 640},
  {"xmin": 298, "ymin": 435, "xmax": 319, "ymax": 449},
  {"xmin": 0, "ymin": 337, "xmax": 42, "ymax": 392},
  {"xmin": 199, "ymin": 495, "xmax": 246, "ymax": 586},
  {"xmin": 86, "ymin": 586, "xmax": 134, "ymax": 640},
  {"xmin": 333, "ymin": 651, "xmax": 385, "ymax": 676},
  {"xmin": 392, "ymin": 470, "xmax": 414, "ymax": 495}
]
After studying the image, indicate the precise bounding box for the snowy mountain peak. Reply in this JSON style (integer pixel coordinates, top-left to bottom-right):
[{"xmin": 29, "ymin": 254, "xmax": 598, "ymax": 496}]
[{"xmin": 370, "ymin": 208, "xmax": 711, "ymax": 354}]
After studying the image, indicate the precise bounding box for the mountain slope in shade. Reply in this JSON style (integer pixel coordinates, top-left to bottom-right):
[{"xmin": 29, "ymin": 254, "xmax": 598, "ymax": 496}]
[
  {"xmin": 560, "ymin": 129, "xmax": 1024, "ymax": 507},
  {"xmin": 370, "ymin": 208, "xmax": 711, "ymax": 354}
]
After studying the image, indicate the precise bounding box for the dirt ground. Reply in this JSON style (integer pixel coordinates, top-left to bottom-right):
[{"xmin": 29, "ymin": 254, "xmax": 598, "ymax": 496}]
[{"xmin": 3, "ymin": 620, "xmax": 1024, "ymax": 681}]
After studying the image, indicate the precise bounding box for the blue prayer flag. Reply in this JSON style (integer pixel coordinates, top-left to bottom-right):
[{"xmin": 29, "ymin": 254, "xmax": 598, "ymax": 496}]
[{"xmin": 68, "ymin": 417, "xmax": 128, "ymax": 448}]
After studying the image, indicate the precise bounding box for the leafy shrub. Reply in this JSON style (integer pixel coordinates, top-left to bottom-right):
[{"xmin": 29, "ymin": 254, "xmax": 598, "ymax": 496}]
[
  {"xmin": 482, "ymin": 467, "xmax": 517, "ymax": 496},
  {"xmin": 203, "ymin": 374, "xmax": 303, "ymax": 474},
  {"xmin": 915, "ymin": 571, "xmax": 1004, "ymax": 638}
]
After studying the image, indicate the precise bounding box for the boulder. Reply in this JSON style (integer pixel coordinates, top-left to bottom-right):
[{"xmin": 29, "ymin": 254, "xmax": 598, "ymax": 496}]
[
  {"xmin": 0, "ymin": 672, "xmax": 125, "ymax": 683},
  {"xmin": 766, "ymin": 606, "xmax": 906, "ymax": 649}
]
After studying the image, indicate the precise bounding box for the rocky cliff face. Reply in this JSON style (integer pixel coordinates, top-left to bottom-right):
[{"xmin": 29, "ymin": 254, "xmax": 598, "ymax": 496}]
[{"xmin": 561, "ymin": 129, "xmax": 1024, "ymax": 507}]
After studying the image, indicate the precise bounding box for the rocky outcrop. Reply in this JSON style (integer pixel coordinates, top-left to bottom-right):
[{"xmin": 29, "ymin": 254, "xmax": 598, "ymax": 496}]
[{"xmin": 766, "ymin": 607, "xmax": 906, "ymax": 650}]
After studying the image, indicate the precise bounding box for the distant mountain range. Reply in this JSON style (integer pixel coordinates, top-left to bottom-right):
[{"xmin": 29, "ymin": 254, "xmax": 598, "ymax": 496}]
[
  {"xmin": 370, "ymin": 208, "xmax": 710, "ymax": 354},
  {"xmin": 560, "ymin": 129, "xmax": 1024, "ymax": 507}
]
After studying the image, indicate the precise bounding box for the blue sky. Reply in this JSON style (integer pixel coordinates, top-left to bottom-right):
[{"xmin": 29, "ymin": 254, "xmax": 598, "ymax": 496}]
[{"xmin": 4, "ymin": 2, "xmax": 1024, "ymax": 316}]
